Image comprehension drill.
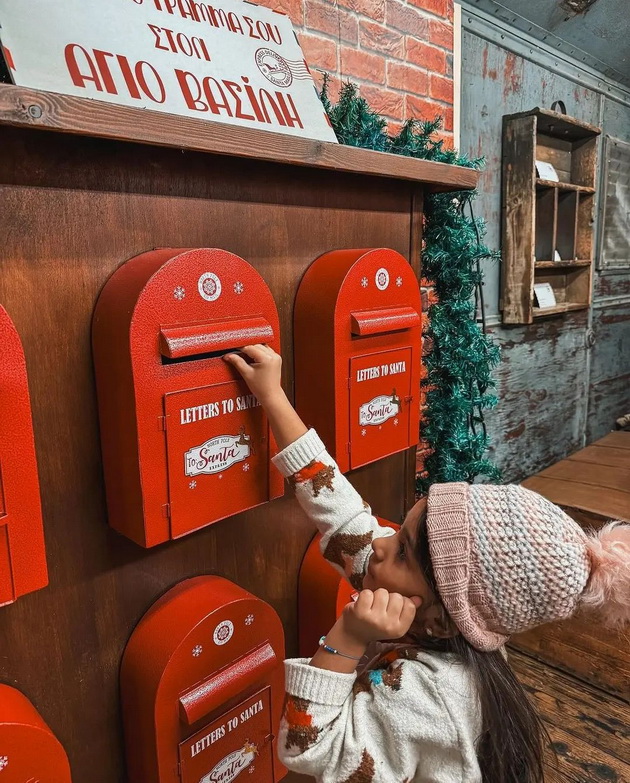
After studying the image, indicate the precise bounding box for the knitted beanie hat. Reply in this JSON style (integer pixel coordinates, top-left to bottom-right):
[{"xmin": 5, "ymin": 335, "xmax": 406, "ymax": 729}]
[{"xmin": 426, "ymin": 483, "xmax": 630, "ymax": 652}]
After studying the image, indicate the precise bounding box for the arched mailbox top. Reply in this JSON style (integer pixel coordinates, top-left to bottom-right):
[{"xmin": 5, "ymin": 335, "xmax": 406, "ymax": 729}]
[
  {"xmin": 0, "ymin": 685, "xmax": 72, "ymax": 781},
  {"xmin": 95, "ymin": 248, "xmax": 280, "ymax": 373},
  {"xmin": 295, "ymin": 248, "xmax": 421, "ymax": 336},
  {"xmin": 121, "ymin": 576, "xmax": 286, "ymax": 783},
  {"xmin": 122, "ymin": 576, "xmax": 284, "ymax": 702},
  {"xmin": 334, "ymin": 248, "xmax": 421, "ymax": 325}
]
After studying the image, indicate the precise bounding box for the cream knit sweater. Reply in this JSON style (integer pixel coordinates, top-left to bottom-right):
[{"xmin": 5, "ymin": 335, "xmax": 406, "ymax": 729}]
[{"xmin": 272, "ymin": 429, "xmax": 482, "ymax": 783}]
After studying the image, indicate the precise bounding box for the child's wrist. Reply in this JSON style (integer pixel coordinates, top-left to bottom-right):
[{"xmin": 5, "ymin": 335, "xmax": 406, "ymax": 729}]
[{"xmin": 327, "ymin": 619, "xmax": 370, "ymax": 658}]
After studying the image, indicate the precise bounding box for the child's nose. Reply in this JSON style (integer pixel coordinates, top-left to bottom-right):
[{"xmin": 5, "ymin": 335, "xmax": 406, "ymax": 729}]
[{"xmin": 371, "ymin": 538, "xmax": 385, "ymax": 560}]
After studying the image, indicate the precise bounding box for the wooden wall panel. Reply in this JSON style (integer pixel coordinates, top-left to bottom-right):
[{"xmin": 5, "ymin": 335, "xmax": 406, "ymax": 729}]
[
  {"xmin": 483, "ymin": 313, "xmax": 588, "ymax": 483},
  {"xmin": 0, "ymin": 126, "xmax": 420, "ymax": 782}
]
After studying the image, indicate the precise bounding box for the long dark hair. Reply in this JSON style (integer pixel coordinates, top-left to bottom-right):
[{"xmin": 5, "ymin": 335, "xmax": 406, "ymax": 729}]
[{"xmin": 414, "ymin": 514, "xmax": 549, "ymax": 783}]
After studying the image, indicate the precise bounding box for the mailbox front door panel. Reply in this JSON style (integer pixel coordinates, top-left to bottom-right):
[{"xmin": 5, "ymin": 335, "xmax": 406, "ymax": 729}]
[
  {"xmin": 349, "ymin": 348, "xmax": 412, "ymax": 469},
  {"xmin": 179, "ymin": 687, "xmax": 274, "ymax": 783},
  {"xmin": 165, "ymin": 382, "xmax": 268, "ymax": 538}
]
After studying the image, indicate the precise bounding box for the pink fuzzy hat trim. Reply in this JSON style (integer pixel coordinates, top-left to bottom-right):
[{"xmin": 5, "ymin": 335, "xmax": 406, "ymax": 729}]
[{"xmin": 581, "ymin": 522, "xmax": 630, "ymax": 630}]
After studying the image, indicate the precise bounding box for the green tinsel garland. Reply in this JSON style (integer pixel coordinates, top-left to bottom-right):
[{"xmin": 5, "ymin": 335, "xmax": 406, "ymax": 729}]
[{"xmin": 320, "ymin": 80, "xmax": 502, "ymax": 491}]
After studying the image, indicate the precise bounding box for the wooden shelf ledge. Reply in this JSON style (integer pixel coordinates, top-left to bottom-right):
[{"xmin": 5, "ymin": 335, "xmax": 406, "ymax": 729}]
[
  {"xmin": 536, "ymin": 179, "xmax": 596, "ymax": 194},
  {"xmin": 0, "ymin": 84, "xmax": 478, "ymax": 192},
  {"xmin": 533, "ymin": 302, "xmax": 588, "ymax": 317},
  {"xmin": 535, "ymin": 259, "xmax": 592, "ymax": 269}
]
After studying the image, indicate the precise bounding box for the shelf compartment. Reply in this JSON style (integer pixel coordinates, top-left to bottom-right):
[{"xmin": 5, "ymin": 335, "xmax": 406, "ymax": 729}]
[
  {"xmin": 533, "ymin": 265, "xmax": 591, "ymax": 317},
  {"xmin": 535, "ymin": 124, "xmax": 598, "ymax": 189},
  {"xmin": 556, "ymin": 190, "xmax": 578, "ymax": 261},
  {"xmin": 535, "ymin": 187, "xmax": 557, "ymax": 262}
]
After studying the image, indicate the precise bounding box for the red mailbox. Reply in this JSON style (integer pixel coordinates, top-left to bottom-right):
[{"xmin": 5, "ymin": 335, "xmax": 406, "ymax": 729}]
[
  {"xmin": 0, "ymin": 305, "xmax": 48, "ymax": 606},
  {"xmin": 298, "ymin": 519, "xmax": 397, "ymax": 657},
  {"xmin": 92, "ymin": 248, "xmax": 283, "ymax": 548},
  {"xmin": 294, "ymin": 249, "xmax": 422, "ymax": 473},
  {"xmin": 121, "ymin": 576, "xmax": 286, "ymax": 783},
  {"xmin": 0, "ymin": 685, "xmax": 72, "ymax": 781}
]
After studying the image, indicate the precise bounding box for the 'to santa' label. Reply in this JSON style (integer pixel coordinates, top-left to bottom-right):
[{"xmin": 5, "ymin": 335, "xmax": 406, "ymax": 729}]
[
  {"xmin": 359, "ymin": 395, "xmax": 400, "ymax": 426},
  {"xmin": 185, "ymin": 433, "xmax": 251, "ymax": 476},
  {"xmin": 200, "ymin": 742, "xmax": 257, "ymax": 783}
]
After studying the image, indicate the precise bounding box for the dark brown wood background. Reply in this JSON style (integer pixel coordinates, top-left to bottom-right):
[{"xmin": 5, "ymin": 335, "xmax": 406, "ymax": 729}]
[{"xmin": 0, "ymin": 124, "xmax": 422, "ymax": 782}]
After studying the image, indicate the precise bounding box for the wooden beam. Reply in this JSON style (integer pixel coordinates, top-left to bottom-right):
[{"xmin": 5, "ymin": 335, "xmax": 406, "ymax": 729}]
[{"xmin": 0, "ymin": 84, "xmax": 478, "ymax": 191}]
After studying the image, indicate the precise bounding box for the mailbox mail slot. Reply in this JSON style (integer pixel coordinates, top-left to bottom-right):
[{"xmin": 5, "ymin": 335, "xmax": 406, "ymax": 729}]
[
  {"xmin": 294, "ymin": 249, "xmax": 422, "ymax": 473},
  {"xmin": 0, "ymin": 305, "xmax": 48, "ymax": 606},
  {"xmin": 0, "ymin": 685, "xmax": 72, "ymax": 781},
  {"xmin": 120, "ymin": 576, "xmax": 286, "ymax": 783},
  {"xmin": 92, "ymin": 248, "xmax": 284, "ymax": 547}
]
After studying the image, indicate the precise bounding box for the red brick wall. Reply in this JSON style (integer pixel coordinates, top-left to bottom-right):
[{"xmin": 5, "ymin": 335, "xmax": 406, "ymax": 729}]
[{"xmin": 257, "ymin": 0, "xmax": 455, "ymax": 139}]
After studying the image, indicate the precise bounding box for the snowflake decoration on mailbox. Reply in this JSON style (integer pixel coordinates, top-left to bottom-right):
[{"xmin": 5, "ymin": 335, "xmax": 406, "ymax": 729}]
[
  {"xmin": 120, "ymin": 576, "xmax": 286, "ymax": 783},
  {"xmin": 294, "ymin": 249, "xmax": 422, "ymax": 473},
  {"xmin": 92, "ymin": 248, "xmax": 283, "ymax": 548}
]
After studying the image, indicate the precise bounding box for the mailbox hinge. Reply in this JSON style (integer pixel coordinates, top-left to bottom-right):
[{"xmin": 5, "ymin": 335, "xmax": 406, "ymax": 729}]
[
  {"xmin": 157, "ymin": 415, "xmax": 167, "ymax": 431},
  {"xmin": 347, "ymin": 442, "xmax": 351, "ymax": 454},
  {"xmin": 161, "ymin": 503, "xmax": 171, "ymax": 519}
]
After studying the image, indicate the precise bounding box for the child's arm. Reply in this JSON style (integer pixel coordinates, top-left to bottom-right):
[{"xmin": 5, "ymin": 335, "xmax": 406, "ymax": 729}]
[{"xmin": 224, "ymin": 345, "xmax": 395, "ymax": 589}]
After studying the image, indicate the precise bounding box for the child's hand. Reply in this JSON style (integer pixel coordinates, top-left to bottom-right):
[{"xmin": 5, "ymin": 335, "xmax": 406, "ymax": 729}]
[
  {"xmin": 340, "ymin": 588, "xmax": 422, "ymax": 644},
  {"xmin": 224, "ymin": 344, "xmax": 282, "ymax": 404}
]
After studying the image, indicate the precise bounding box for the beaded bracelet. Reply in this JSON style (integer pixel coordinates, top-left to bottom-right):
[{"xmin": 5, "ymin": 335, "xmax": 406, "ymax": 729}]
[{"xmin": 318, "ymin": 636, "xmax": 362, "ymax": 661}]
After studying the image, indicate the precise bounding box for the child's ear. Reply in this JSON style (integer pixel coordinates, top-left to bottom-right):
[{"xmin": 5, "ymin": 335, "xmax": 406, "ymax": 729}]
[{"xmin": 424, "ymin": 604, "xmax": 459, "ymax": 639}]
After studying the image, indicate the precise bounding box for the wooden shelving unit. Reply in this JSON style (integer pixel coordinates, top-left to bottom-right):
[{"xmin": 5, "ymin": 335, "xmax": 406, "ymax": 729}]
[{"xmin": 501, "ymin": 107, "xmax": 601, "ymax": 324}]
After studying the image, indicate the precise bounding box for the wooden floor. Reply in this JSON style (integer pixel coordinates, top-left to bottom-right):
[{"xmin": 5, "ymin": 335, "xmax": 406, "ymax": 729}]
[
  {"xmin": 522, "ymin": 431, "xmax": 630, "ymax": 524},
  {"xmin": 287, "ymin": 433, "xmax": 630, "ymax": 782},
  {"xmin": 511, "ymin": 651, "xmax": 630, "ymax": 783}
]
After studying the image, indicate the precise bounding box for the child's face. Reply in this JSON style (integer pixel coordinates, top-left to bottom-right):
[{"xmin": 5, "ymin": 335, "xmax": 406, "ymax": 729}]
[{"xmin": 362, "ymin": 498, "xmax": 435, "ymax": 607}]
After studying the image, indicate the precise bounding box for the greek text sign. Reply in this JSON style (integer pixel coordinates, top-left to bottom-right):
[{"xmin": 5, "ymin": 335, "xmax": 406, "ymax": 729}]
[{"xmin": 0, "ymin": 0, "xmax": 337, "ymax": 142}]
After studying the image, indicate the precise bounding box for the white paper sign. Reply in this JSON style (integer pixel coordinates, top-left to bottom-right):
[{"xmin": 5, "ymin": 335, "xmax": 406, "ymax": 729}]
[
  {"xmin": 535, "ymin": 160, "xmax": 559, "ymax": 181},
  {"xmin": 534, "ymin": 282, "xmax": 557, "ymax": 309},
  {"xmin": 0, "ymin": 0, "xmax": 337, "ymax": 143}
]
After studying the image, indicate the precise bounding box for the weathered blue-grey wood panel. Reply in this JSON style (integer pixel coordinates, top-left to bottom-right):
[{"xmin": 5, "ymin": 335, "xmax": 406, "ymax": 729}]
[
  {"xmin": 585, "ymin": 98, "xmax": 630, "ymax": 440},
  {"xmin": 461, "ymin": 29, "xmax": 630, "ymax": 479},
  {"xmin": 587, "ymin": 304, "xmax": 630, "ymax": 441},
  {"xmin": 483, "ymin": 314, "xmax": 589, "ymax": 482},
  {"xmin": 593, "ymin": 98, "xmax": 630, "ymax": 299}
]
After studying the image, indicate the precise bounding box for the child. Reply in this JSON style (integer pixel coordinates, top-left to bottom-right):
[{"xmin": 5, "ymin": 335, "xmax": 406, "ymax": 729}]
[{"xmin": 224, "ymin": 345, "xmax": 630, "ymax": 783}]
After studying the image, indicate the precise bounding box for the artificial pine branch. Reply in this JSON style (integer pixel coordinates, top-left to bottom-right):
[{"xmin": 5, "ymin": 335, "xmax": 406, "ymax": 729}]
[{"xmin": 319, "ymin": 79, "xmax": 502, "ymax": 489}]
